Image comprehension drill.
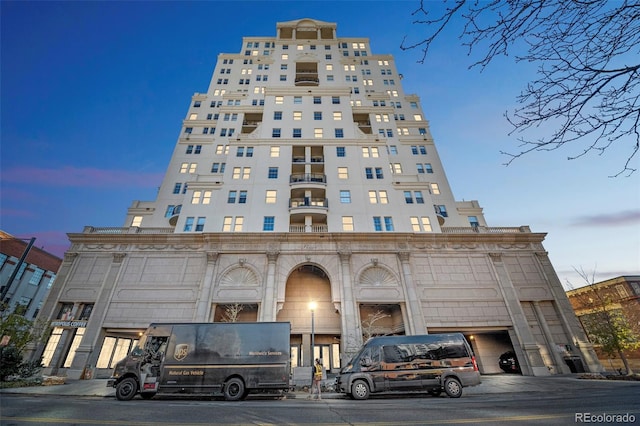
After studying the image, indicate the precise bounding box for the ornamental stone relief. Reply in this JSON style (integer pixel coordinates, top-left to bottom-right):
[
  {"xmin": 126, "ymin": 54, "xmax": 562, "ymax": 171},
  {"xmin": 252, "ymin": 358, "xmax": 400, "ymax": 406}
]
[
  {"xmin": 219, "ymin": 266, "xmax": 260, "ymax": 287},
  {"xmin": 358, "ymin": 266, "xmax": 398, "ymax": 287}
]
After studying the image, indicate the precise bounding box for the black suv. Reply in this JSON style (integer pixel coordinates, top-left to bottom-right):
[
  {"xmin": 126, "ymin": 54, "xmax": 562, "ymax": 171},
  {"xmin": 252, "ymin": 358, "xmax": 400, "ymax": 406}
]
[{"xmin": 498, "ymin": 351, "xmax": 521, "ymax": 373}]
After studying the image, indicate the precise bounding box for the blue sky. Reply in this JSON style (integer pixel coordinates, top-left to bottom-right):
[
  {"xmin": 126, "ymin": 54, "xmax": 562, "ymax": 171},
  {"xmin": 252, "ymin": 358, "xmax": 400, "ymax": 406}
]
[{"xmin": 2, "ymin": 1, "xmax": 638, "ymax": 289}]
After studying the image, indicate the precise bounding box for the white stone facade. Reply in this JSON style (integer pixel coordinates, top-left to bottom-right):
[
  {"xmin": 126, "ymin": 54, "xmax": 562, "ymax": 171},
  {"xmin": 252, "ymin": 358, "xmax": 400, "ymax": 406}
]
[{"xmin": 32, "ymin": 18, "xmax": 601, "ymax": 379}]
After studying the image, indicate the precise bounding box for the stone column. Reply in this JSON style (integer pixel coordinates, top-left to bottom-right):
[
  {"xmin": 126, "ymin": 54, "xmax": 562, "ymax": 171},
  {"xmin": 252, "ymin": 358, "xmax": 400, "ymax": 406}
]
[
  {"xmin": 338, "ymin": 248, "xmax": 360, "ymax": 362},
  {"xmin": 261, "ymin": 249, "xmax": 280, "ymax": 321},
  {"xmin": 488, "ymin": 252, "xmax": 549, "ymax": 376},
  {"xmin": 193, "ymin": 251, "xmax": 219, "ymax": 321},
  {"xmin": 67, "ymin": 252, "xmax": 126, "ymax": 380},
  {"xmin": 533, "ymin": 251, "xmax": 602, "ymax": 372},
  {"xmin": 397, "ymin": 251, "xmax": 426, "ymax": 334},
  {"xmin": 531, "ymin": 301, "xmax": 570, "ymax": 373}
]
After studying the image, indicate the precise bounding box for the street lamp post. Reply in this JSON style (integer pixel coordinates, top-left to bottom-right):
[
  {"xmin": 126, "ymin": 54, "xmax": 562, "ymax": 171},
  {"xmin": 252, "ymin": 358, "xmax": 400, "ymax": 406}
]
[{"xmin": 309, "ymin": 301, "xmax": 317, "ymax": 367}]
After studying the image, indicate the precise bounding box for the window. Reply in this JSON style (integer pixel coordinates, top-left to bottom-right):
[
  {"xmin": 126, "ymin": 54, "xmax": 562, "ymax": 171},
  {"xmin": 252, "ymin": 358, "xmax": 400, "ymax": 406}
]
[
  {"xmin": 340, "ymin": 190, "xmax": 351, "ymax": 203},
  {"xmin": 388, "ymin": 145, "xmax": 398, "ymax": 155},
  {"xmin": 314, "ymin": 128, "xmax": 323, "ymax": 138},
  {"xmin": 228, "ymin": 191, "xmax": 237, "ymax": 203},
  {"xmin": 314, "ymin": 111, "xmax": 322, "ymax": 120},
  {"xmin": 413, "ymin": 114, "xmax": 423, "ymax": 121},
  {"xmin": 335, "ymin": 128, "xmax": 344, "ymax": 138},
  {"xmin": 28, "ymin": 268, "xmax": 44, "ymax": 285},
  {"xmin": 246, "ymin": 147, "xmax": 253, "ymax": 157},
  {"xmin": 193, "ymin": 101, "xmax": 201, "ymax": 107},
  {"xmin": 468, "ymin": 216, "xmax": 480, "ymax": 228},
  {"xmin": 313, "ymin": 96, "xmax": 321, "ymax": 104},
  {"xmin": 369, "ymin": 190, "xmax": 388, "ymax": 204},
  {"xmin": 237, "ymin": 147, "xmax": 244, "ymax": 157},
  {"xmin": 435, "ymin": 205, "xmax": 448, "ymax": 217},
  {"xmin": 173, "ymin": 183, "xmax": 182, "ymax": 194},
  {"xmin": 263, "ymin": 216, "xmax": 275, "ymax": 231},
  {"xmin": 188, "ymin": 113, "xmax": 197, "ymax": 120},
  {"xmin": 274, "ymin": 111, "xmax": 282, "ymax": 120},
  {"xmin": 223, "ymin": 217, "xmax": 232, "ymax": 232},
  {"xmin": 265, "ymin": 190, "xmax": 277, "ymax": 203},
  {"xmin": 184, "ymin": 217, "xmax": 194, "ymax": 231},
  {"xmin": 272, "ymin": 128, "xmax": 281, "ymax": 138},
  {"xmin": 293, "ymin": 111, "xmax": 302, "ymax": 120},
  {"xmin": 215, "ymin": 145, "xmax": 228, "ymax": 155},
  {"xmin": 415, "ymin": 191, "xmax": 424, "ymax": 204},
  {"xmin": 281, "ymin": 54, "xmax": 288, "ymax": 60},
  {"xmin": 234, "ymin": 217, "xmax": 244, "ymax": 231},
  {"xmin": 384, "ymin": 217, "xmax": 394, "ymax": 231},
  {"xmin": 338, "ymin": 167, "xmax": 348, "ymax": 179},
  {"xmin": 195, "ymin": 217, "xmax": 205, "ymax": 232},
  {"xmin": 430, "ymin": 183, "xmax": 440, "ymax": 195},
  {"xmin": 293, "ymin": 128, "xmax": 302, "ymax": 138},
  {"xmin": 185, "ymin": 127, "xmax": 193, "ymax": 134},
  {"xmin": 202, "ymin": 191, "xmax": 211, "ymax": 204},
  {"xmin": 390, "ymin": 163, "xmax": 402, "ymax": 174},
  {"xmin": 294, "ymin": 96, "xmax": 302, "ymax": 104},
  {"xmin": 275, "ymin": 96, "xmax": 284, "ymax": 104},
  {"xmin": 242, "ymin": 167, "xmax": 251, "ymax": 179},
  {"xmin": 411, "ymin": 217, "xmax": 432, "ymax": 232},
  {"xmin": 375, "ymin": 167, "xmax": 384, "ymax": 179},
  {"xmin": 365, "ymin": 167, "xmax": 373, "ymax": 179},
  {"xmin": 268, "ymin": 167, "xmax": 278, "ymax": 179},
  {"xmin": 270, "ymin": 146, "xmax": 280, "ymax": 157},
  {"xmin": 336, "ymin": 146, "xmax": 345, "ymax": 157},
  {"xmin": 192, "ymin": 190, "xmax": 202, "ymax": 204},
  {"xmin": 373, "ymin": 217, "xmax": 382, "ymax": 231},
  {"xmin": 342, "ymin": 217, "xmax": 354, "ymax": 231},
  {"xmin": 425, "ymin": 163, "xmax": 433, "ymax": 173},
  {"xmin": 232, "ymin": 168, "xmax": 241, "ymax": 179},
  {"xmin": 238, "ymin": 191, "xmax": 247, "ymax": 204},
  {"xmin": 404, "ymin": 191, "xmax": 413, "ymax": 204},
  {"xmin": 333, "ymin": 112, "xmax": 342, "ymax": 120},
  {"xmin": 279, "ymin": 75, "xmax": 287, "ymax": 81},
  {"xmin": 362, "ymin": 147, "xmax": 379, "ymax": 158},
  {"xmin": 332, "ymin": 96, "xmax": 340, "ymax": 104},
  {"xmin": 211, "ymin": 163, "xmax": 225, "ymax": 173}
]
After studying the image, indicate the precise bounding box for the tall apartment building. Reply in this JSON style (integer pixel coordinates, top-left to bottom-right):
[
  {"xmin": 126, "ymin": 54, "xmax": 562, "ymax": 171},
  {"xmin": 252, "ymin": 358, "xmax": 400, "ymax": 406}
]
[{"xmin": 32, "ymin": 19, "xmax": 601, "ymax": 380}]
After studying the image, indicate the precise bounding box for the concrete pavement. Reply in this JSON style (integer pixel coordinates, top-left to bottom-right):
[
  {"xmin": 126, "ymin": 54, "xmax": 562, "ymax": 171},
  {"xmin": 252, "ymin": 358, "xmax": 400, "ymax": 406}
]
[{"xmin": 1, "ymin": 374, "xmax": 638, "ymax": 399}]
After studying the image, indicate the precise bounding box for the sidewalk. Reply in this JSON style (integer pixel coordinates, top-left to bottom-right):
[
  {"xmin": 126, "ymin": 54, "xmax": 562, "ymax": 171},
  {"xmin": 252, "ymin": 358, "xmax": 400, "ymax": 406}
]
[{"xmin": 1, "ymin": 374, "xmax": 637, "ymax": 399}]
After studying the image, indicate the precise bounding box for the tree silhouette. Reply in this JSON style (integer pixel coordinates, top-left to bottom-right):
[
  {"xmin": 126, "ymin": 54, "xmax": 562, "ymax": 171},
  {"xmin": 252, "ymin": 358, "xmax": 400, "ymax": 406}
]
[{"xmin": 402, "ymin": 0, "xmax": 640, "ymax": 176}]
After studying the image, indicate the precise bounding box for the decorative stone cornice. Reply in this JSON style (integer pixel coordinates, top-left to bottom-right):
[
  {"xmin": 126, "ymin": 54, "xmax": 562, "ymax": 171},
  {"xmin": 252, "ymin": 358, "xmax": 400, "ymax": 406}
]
[
  {"xmin": 206, "ymin": 251, "xmax": 219, "ymax": 262},
  {"xmin": 112, "ymin": 253, "xmax": 126, "ymax": 263},
  {"xmin": 488, "ymin": 252, "xmax": 502, "ymax": 261},
  {"xmin": 63, "ymin": 252, "xmax": 78, "ymax": 262}
]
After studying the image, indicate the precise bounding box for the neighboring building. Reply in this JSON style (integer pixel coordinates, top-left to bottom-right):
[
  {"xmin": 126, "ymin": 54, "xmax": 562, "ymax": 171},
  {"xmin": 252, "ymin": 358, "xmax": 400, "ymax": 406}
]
[
  {"xmin": 31, "ymin": 18, "xmax": 601, "ymax": 380},
  {"xmin": 0, "ymin": 230, "xmax": 61, "ymax": 320},
  {"xmin": 567, "ymin": 276, "xmax": 640, "ymax": 373}
]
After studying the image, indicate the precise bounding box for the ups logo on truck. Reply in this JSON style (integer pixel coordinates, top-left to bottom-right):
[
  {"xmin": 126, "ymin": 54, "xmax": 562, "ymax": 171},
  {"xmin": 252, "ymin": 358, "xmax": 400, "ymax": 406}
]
[{"xmin": 174, "ymin": 344, "xmax": 189, "ymax": 361}]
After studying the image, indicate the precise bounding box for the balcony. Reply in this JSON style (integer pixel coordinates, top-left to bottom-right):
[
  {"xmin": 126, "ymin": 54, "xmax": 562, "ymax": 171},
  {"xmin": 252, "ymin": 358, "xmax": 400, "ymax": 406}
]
[
  {"xmin": 289, "ymin": 197, "xmax": 328, "ymax": 210},
  {"xmin": 295, "ymin": 76, "xmax": 320, "ymax": 86},
  {"xmin": 289, "ymin": 224, "xmax": 328, "ymax": 233},
  {"xmin": 289, "ymin": 173, "xmax": 326, "ymax": 184}
]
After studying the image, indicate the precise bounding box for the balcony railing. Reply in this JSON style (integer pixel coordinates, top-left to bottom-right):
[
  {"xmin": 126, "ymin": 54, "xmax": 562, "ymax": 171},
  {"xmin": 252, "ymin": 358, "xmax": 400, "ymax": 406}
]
[
  {"xmin": 440, "ymin": 226, "xmax": 532, "ymax": 234},
  {"xmin": 295, "ymin": 76, "xmax": 320, "ymax": 86},
  {"xmin": 289, "ymin": 173, "xmax": 326, "ymax": 184},
  {"xmin": 289, "ymin": 224, "xmax": 328, "ymax": 233},
  {"xmin": 289, "ymin": 198, "xmax": 328, "ymax": 208}
]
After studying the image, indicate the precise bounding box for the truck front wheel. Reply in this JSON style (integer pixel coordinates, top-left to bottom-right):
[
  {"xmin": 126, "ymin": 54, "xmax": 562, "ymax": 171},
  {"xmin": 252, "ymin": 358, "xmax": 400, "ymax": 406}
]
[
  {"xmin": 223, "ymin": 377, "xmax": 246, "ymax": 401},
  {"xmin": 115, "ymin": 377, "xmax": 138, "ymax": 401},
  {"xmin": 351, "ymin": 379, "xmax": 370, "ymax": 400}
]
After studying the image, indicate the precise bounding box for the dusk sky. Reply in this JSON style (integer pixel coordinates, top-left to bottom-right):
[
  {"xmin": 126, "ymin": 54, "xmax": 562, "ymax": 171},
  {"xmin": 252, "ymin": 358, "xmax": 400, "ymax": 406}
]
[{"xmin": 2, "ymin": 1, "xmax": 638, "ymax": 289}]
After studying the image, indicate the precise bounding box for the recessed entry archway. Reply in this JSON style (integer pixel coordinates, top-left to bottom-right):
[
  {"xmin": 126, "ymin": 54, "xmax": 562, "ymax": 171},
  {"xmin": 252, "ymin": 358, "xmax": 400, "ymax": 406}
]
[{"xmin": 277, "ymin": 263, "xmax": 341, "ymax": 372}]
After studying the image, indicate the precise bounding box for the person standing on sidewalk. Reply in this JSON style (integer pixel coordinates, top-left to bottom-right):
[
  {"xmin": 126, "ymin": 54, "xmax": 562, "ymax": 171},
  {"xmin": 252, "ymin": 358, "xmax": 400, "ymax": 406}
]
[{"xmin": 308, "ymin": 358, "xmax": 323, "ymax": 400}]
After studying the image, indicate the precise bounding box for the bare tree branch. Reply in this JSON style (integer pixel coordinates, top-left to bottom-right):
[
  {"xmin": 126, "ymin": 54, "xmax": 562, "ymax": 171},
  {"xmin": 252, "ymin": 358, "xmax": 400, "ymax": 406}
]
[{"xmin": 402, "ymin": 0, "xmax": 640, "ymax": 176}]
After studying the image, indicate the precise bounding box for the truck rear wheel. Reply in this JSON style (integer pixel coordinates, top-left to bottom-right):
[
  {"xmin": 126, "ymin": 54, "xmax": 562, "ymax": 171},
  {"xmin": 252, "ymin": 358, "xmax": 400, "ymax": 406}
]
[
  {"xmin": 443, "ymin": 377, "xmax": 462, "ymax": 398},
  {"xmin": 223, "ymin": 377, "xmax": 246, "ymax": 401},
  {"xmin": 115, "ymin": 377, "xmax": 138, "ymax": 401}
]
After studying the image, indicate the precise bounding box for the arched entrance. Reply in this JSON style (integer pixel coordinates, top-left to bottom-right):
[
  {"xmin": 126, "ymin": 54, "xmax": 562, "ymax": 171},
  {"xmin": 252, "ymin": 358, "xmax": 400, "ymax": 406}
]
[{"xmin": 276, "ymin": 264, "xmax": 341, "ymax": 373}]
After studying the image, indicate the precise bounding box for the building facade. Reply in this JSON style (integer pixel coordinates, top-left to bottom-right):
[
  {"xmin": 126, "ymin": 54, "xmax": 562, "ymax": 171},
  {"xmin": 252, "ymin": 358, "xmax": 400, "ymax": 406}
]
[
  {"xmin": 1, "ymin": 230, "xmax": 61, "ymax": 320},
  {"xmin": 567, "ymin": 276, "xmax": 640, "ymax": 373},
  {"xmin": 32, "ymin": 18, "xmax": 601, "ymax": 379}
]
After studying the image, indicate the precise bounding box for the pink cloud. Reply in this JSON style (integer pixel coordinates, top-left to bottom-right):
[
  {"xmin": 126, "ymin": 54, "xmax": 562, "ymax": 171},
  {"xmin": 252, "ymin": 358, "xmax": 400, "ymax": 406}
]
[
  {"xmin": 571, "ymin": 210, "xmax": 640, "ymax": 227},
  {"xmin": 2, "ymin": 166, "xmax": 163, "ymax": 188},
  {"xmin": 0, "ymin": 208, "xmax": 37, "ymax": 218}
]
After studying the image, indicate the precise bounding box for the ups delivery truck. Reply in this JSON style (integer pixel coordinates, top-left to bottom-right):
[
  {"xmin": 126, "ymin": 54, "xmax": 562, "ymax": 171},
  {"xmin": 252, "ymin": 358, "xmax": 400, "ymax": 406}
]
[{"xmin": 108, "ymin": 322, "xmax": 291, "ymax": 401}]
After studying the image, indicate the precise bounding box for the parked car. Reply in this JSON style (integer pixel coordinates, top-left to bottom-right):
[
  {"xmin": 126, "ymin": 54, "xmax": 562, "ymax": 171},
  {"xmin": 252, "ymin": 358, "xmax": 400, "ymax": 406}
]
[{"xmin": 498, "ymin": 351, "xmax": 520, "ymax": 373}]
